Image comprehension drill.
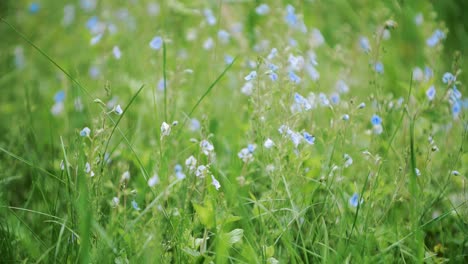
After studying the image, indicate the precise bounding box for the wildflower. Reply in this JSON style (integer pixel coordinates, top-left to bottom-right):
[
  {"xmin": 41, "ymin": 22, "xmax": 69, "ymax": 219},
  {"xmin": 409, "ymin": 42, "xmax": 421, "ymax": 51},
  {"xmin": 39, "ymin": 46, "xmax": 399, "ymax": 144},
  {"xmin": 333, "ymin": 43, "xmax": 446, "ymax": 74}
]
[
  {"xmin": 29, "ymin": 3, "xmax": 40, "ymax": 14},
  {"xmin": 342, "ymin": 114, "xmax": 350, "ymax": 121},
  {"xmin": 175, "ymin": 164, "xmax": 186, "ymax": 180},
  {"xmin": 80, "ymin": 127, "xmax": 91, "ymax": 137},
  {"xmin": 113, "ymin": 46, "xmax": 121, "ymax": 59},
  {"xmin": 90, "ymin": 34, "xmax": 103, "ymax": 45},
  {"xmin": 306, "ymin": 65, "xmax": 320, "ymax": 81},
  {"xmin": 148, "ymin": 174, "xmax": 159, "ymax": 187},
  {"xmin": 244, "ymin": 71, "xmax": 257, "ymax": 81},
  {"xmin": 452, "ymin": 102, "xmax": 461, "ymax": 118},
  {"xmin": 85, "ymin": 162, "xmax": 95, "ymax": 177},
  {"xmin": 185, "ymin": 156, "xmax": 197, "ymax": 173},
  {"xmin": 112, "ymin": 197, "xmax": 119, "ymax": 207},
  {"xmin": 336, "ymin": 80, "xmax": 349, "ymax": 94},
  {"xmin": 264, "ymin": 138, "xmax": 275, "ymax": 149},
  {"xmin": 289, "ymin": 131, "xmax": 302, "ymax": 148},
  {"xmin": 255, "ymin": 4, "xmax": 270, "ymax": 15},
  {"xmin": 89, "ymin": 65, "xmax": 100, "ymax": 79},
  {"xmin": 451, "ymin": 170, "xmax": 460, "ymax": 176},
  {"xmin": 60, "ymin": 160, "xmax": 65, "ymax": 170},
  {"xmin": 203, "ymin": 37, "xmax": 214, "ymax": 50},
  {"xmin": 218, "ymin": 30, "xmax": 230, "ymax": 43},
  {"xmin": 238, "ymin": 147, "xmax": 254, "ymax": 163},
  {"xmin": 267, "ymin": 48, "xmax": 278, "ymax": 60},
  {"xmin": 289, "ymin": 71, "xmax": 301, "ymax": 84},
  {"xmin": 160, "ymin": 122, "xmax": 171, "ymax": 138},
  {"xmin": 150, "ymin": 36, "xmax": 163, "ymax": 50},
  {"xmin": 371, "ymin": 114, "xmax": 382, "ymax": 126},
  {"xmin": 54, "ymin": 90, "xmax": 66, "ymax": 103},
  {"xmin": 241, "ymin": 82, "xmax": 254, "ymax": 96},
  {"xmin": 303, "ymin": 132, "xmax": 315, "ymax": 145},
  {"xmin": 374, "ymin": 62, "xmax": 384, "ymax": 74},
  {"xmin": 121, "ymin": 171, "xmax": 130, "ymax": 182},
  {"xmin": 426, "ymin": 86, "xmax": 436, "ymax": 101},
  {"xmin": 452, "ymin": 86, "xmax": 462, "ymax": 100},
  {"xmin": 200, "ymin": 140, "xmax": 214, "ymax": 155},
  {"xmin": 211, "ymin": 175, "xmax": 221, "ymax": 190},
  {"xmin": 115, "ymin": 104, "xmax": 123, "ymax": 115},
  {"xmin": 131, "ymin": 200, "xmax": 141, "ymax": 211},
  {"xmin": 285, "ymin": 5, "xmax": 297, "ymax": 26},
  {"xmin": 203, "ymin": 8, "xmax": 216, "ymax": 25},
  {"xmin": 330, "ymin": 93, "xmax": 340, "ymax": 105},
  {"xmin": 349, "ymin": 193, "xmax": 361, "ymax": 207},
  {"xmin": 424, "ymin": 66, "xmax": 433, "ymax": 81},
  {"xmin": 359, "ymin": 36, "xmax": 371, "ymax": 53},
  {"xmin": 415, "ymin": 168, "xmax": 421, "ymax": 176},
  {"xmin": 358, "ymin": 102, "xmax": 366, "ymax": 109},
  {"xmin": 344, "ymin": 154, "xmax": 353, "ymax": 168},
  {"xmin": 373, "ymin": 124, "xmax": 383, "ymax": 135},
  {"xmin": 318, "ymin": 93, "xmax": 330, "ymax": 106},
  {"xmin": 426, "ymin": 29, "xmax": 445, "ymax": 47},
  {"xmin": 224, "ymin": 55, "xmax": 234, "ymax": 64},
  {"xmin": 442, "ymin": 72, "xmax": 455, "ymax": 84},
  {"xmin": 288, "ymin": 54, "xmax": 304, "ymax": 71},
  {"xmin": 189, "ymin": 118, "xmax": 201, "ymax": 131},
  {"xmin": 292, "ymin": 93, "xmax": 312, "ymax": 112},
  {"xmin": 269, "ymin": 72, "xmax": 278, "ymax": 81},
  {"xmin": 414, "ymin": 13, "xmax": 423, "ymax": 25},
  {"xmin": 310, "ymin": 28, "xmax": 325, "ymax": 47},
  {"xmin": 413, "ymin": 67, "xmax": 423, "ymax": 81},
  {"xmin": 195, "ymin": 165, "xmax": 208, "ymax": 178}
]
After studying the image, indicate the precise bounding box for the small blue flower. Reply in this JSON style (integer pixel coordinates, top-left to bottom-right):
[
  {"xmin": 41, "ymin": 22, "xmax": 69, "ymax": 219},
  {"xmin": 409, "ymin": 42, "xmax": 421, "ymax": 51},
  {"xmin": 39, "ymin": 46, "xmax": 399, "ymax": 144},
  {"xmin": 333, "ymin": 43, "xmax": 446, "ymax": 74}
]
[
  {"xmin": 442, "ymin": 72, "xmax": 455, "ymax": 84},
  {"xmin": 131, "ymin": 200, "xmax": 141, "ymax": 211},
  {"xmin": 359, "ymin": 36, "xmax": 371, "ymax": 53},
  {"xmin": 424, "ymin": 66, "xmax": 433, "ymax": 80},
  {"xmin": 268, "ymin": 63, "xmax": 279, "ymax": 72},
  {"xmin": 244, "ymin": 71, "xmax": 257, "ymax": 81},
  {"xmin": 86, "ymin": 16, "xmax": 98, "ymax": 30},
  {"xmin": 150, "ymin": 36, "xmax": 163, "ymax": 50},
  {"xmin": 374, "ymin": 62, "xmax": 384, "ymax": 74},
  {"xmin": 349, "ymin": 193, "xmax": 360, "ymax": 207},
  {"xmin": 29, "ymin": 3, "xmax": 40, "ymax": 14},
  {"xmin": 255, "ymin": 4, "xmax": 270, "ymax": 15},
  {"xmin": 303, "ymin": 132, "xmax": 315, "ymax": 145},
  {"xmin": 289, "ymin": 71, "xmax": 301, "ymax": 84},
  {"xmin": 342, "ymin": 114, "xmax": 350, "ymax": 121},
  {"xmin": 452, "ymin": 86, "xmax": 462, "ymax": 99},
  {"xmin": 203, "ymin": 8, "xmax": 216, "ymax": 25},
  {"xmin": 371, "ymin": 114, "xmax": 382, "ymax": 125},
  {"xmin": 80, "ymin": 127, "xmax": 91, "ymax": 137},
  {"xmin": 269, "ymin": 72, "xmax": 278, "ymax": 81},
  {"xmin": 285, "ymin": 5, "xmax": 297, "ymax": 26},
  {"xmin": 175, "ymin": 164, "xmax": 183, "ymax": 172},
  {"xmin": 426, "ymin": 29, "xmax": 445, "ymax": 47},
  {"xmin": 452, "ymin": 102, "xmax": 461, "ymax": 117},
  {"xmin": 224, "ymin": 54, "xmax": 234, "ymax": 64},
  {"xmin": 330, "ymin": 93, "xmax": 340, "ymax": 105},
  {"xmin": 247, "ymin": 144, "xmax": 256, "ymax": 153},
  {"xmin": 426, "ymin": 85, "xmax": 436, "ymax": 101},
  {"xmin": 54, "ymin": 90, "xmax": 66, "ymax": 103}
]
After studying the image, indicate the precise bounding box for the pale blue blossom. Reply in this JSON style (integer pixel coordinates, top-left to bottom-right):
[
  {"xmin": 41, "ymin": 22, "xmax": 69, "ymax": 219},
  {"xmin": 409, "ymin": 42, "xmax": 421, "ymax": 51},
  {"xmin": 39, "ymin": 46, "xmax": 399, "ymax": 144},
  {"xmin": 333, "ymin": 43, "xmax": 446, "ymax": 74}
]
[
  {"xmin": 203, "ymin": 8, "xmax": 216, "ymax": 25},
  {"xmin": 442, "ymin": 72, "xmax": 455, "ymax": 84},
  {"xmin": 303, "ymin": 132, "xmax": 315, "ymax": 145},
  {"xmin": 80, "ymin": 127, "xmax": 91, "ymax": 137},
  {"xmin": 150, "ymin": 36, "xmax": 163, "ymax": 50},
  {"xmin": 211, "ymin": 175, "xmax": 221, "ymax": 190},
  {"xmin": 349, "ymin": 193, "xmax": 361, "ymax": 207},
  {"xmin": 359, "ymin": 36, "xmax": 371, "ymax": 53},
  {"xmin": 131, "ymin": 200, "xmax": 141, "ymax": 211},
  {"xmin": 255, "ymin": 4, "xmax": 270, "ymax": 15},
  {"xmin": 244, "ymin": 71, "xmax": 257, "ymax": 81},
  {"xmin": 426, "ymin": 85, "xmax": 436, "ymax": 101}
]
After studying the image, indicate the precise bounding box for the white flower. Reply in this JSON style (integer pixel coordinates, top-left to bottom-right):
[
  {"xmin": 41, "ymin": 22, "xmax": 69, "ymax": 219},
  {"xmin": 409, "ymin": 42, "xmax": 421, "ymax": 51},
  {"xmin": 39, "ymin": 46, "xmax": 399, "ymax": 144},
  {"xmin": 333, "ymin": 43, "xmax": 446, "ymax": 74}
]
[
  {"xmin": 185, "ymin": 155, "xmax": 197, "ymax": 173},
  {"xmin": 148, "ymin": 174, "xmax": 159, "ymax": 187},
  {"xmin": 238, "ymin": 148, "xmax": 254, "ymax": 163},
  {"xmin": 195, "ymin": 165, "xmax": 208, "ymax": 178},
  {"xmin": 112, "ymin": 197, "xmax": 119, "ymax": 207},
  {"xmin": 264, "ymin": 138, "xmax": 275, "ymax": 149},
  {"xmin": 241, "ymin": 82, "xmax": 254, "ymax": 96},
  {"xmin": 211, "ymin": 175, "xmax": 221, "ymax": 190},
  {"xmin": 161, "ymin": 122, "xmax": 171, "ymax": 138},
  {"xmin": 344, "ymin": 154, "xmax": 353, "ymax": 168},
  {"xmin": 200, "ymin": 140, "xmax": 214, "ymax": 155},
  {"xmin": 121, "ymin": 171, "xmax": 130, "ymax": 182}
]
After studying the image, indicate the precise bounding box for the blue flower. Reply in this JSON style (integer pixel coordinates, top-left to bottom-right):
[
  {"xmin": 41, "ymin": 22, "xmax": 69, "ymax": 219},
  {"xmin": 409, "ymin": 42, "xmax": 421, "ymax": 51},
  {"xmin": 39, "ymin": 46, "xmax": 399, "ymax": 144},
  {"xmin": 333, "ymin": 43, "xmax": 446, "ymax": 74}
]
[
  {"xmin": 427, "ymin": 29, "xmax": 445, "ymax": 47},
  {"xmin": 54, "ymin": 90, "xmax": 66, "ymax": 103},
  {"xmin": 330, "ymin": 93, "xmax": 340, "ymax": 105},
  {"xmin": 285, "ymin": 5, "xmax": 297, "ymax": 26},
  {"xmin": 203, "ymin": 9, "xmax": 216, "ymax": 25},
  {"xmin": 268, "ymin": 63, "xmax": 279, "ymax": 72},
  {"xmin": 452, "ymin": 102, "xmax": 461, "ymax": 117},
  {"xmin": 359, "ymin": 36, "xmax": 371, "ymax": 53},
  {"xmin": 86, "ymin": 16, "xmax": 98, "ymax": 30},
  {"xmin": 247, "ymin": 144, "xmax": 256, "ymax": 153},
  {"xmin": 269, "ymin": 72, "xmax": 278, "ymax": 81},
  {"xmin": 303, "ymin": 132, "xmax": 315, "ymax": 145},
  {"xmin": 80, "ymin": 127, "xmax": 91, "ymax": 137},
  {"xmin": 442, "ymin": 72, "xmax": 455, "ymax": 84},
  {"xmin": 452, "ymin": 86, "xmax": 462, "ymax": 99},
  {"xmin": 349, "ymin": 193, "xmax": 360, "ymax": 207},
  {"xmin": 150, "ymin": 36, "xmax": 163, "ymax": 50},
  {"xmin": 255, "ymin": 4, "xmax": 270, "ymax": 15},
  {"xmin": 244, "ymin": 71, "xmax": 257, "ymax": 81},
  {"xmin": 131, "ymin": 200, "xmax": 141, "ymax": 211},
  {"xmin": 371, "ymin": 114, "xmax": 382, "ymax": 125},
  {"xmin": 29, "ymin": 3, "xmax": 40, "ymax": 14},
  {"xmin": 289, "ymin": 71, "xmax": 301, "ymax": 84},
  {"xmin": 426, "ymin": 85, "xmax": 436, "ymax": 101},
  {"xmin": 424, "ymin": 66, "xmax": 433, "ymax": 80},
  {"xmin": 342, "ymin": 114, "xmax": 350, "ymax": 121},
  {"xmin": 224, "ymin": 54, "xmax": 234, "ymax": 64},
  {"xmin": 374, "ymin": 62, "xmax": 384, "ymax": 74}
]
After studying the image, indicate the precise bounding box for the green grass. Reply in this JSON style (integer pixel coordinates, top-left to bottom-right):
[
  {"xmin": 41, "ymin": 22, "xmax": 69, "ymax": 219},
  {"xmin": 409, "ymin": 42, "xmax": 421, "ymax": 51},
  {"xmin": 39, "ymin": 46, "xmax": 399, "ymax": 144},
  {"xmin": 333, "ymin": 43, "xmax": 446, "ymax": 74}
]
[{"xmin": 0, "ymin": 0, "xmax": 467, "ymax": 263}]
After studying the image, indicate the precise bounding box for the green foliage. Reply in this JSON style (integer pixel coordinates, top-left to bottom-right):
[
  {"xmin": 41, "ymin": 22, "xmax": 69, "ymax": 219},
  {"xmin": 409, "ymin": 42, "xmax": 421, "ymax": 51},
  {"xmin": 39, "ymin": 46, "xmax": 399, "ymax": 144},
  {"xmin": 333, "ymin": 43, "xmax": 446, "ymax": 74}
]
[{"xmin": 0, "ymin": 0, "xmax": 467, "ymax": 263}]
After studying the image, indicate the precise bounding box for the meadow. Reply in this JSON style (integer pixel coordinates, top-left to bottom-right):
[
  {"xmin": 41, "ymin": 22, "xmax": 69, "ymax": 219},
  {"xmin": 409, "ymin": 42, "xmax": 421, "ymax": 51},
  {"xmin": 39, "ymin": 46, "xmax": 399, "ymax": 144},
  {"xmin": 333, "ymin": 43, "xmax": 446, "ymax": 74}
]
[{"xmin": 0, "ymin": 0, "xmax": 467, "ymax": 263}]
